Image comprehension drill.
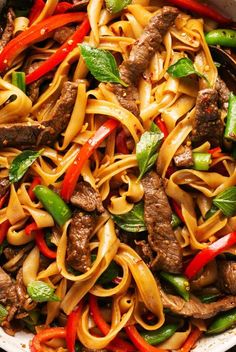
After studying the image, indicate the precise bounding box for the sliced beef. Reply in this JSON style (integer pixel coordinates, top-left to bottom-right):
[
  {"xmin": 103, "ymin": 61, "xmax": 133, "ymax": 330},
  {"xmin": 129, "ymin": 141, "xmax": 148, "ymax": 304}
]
[
  {"xmin": 190, "ymin": 261, "xmax": 218, "ymax": 291},
  {"xmin": 0, "ymin": 267, "xmax": 17, "ymax": 305},
  {"xmin": 66, "ymin": 211, "xmax": 96, "ymax": 273},
  {"xmin": 218, "ymin": 261, "xmax": 236, "ymax": 295},
  {"xmin": 112, "ymin": 6, "xmax": 179, "ymax": 116},
  {"xmin": 0, "ymin": 8, "xmax": 15, "ymax": 53},
  {"xmin": 70, "ymin": 181, "xmax": 104, "ymax": 213},
  {"xmin": 0, "ymin": 81, "xmax": 77, "ymax": 148},
  {"xmin": 161, "ymin": 288, "xmax": 236, "ymax": 319},
  {"xmin": 141, "ymin": 171, "xmax": 182, "ymax": 273},
  {"xmin": 191, "ymin": 89, "xmax": 224, "ymax": 148},
  {"xmin": 215, "ymin": 77, "xmax": 230, "ymax": 111},
  {"xmin": 135, "ymin": 239, "xmax": 153, "ymax": 264},
  {"xmin": 0, "ymin": 177, "xmax": 9, "ymax": 198},
  {"xmin": 3, "ymin": 243, "xmax": 33, "ymax": 272},
  {"xmin": 53, "ymin": 26, "xmax": 75, "ymax": 44},
  {"xmin": 173, "ymin": 145, "xmax": 193, "ymax": 168}
]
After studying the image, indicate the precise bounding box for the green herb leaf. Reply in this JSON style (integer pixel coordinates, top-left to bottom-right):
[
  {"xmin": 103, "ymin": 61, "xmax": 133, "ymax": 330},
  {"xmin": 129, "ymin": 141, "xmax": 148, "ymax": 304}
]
[
  {"xmin": 112, "ymin": 202, "xmax": 147, "ymax": 232},
  {"xmin": 80, "ymin": 44, "xmax": 127, "ymax": 87},
  {"xmin": 9, "ymin": 149, "xmax": 43, "ymax": 183},
  {"xmin": 167, "ymin": 58, "xmax": 210, "ymax": 85},
  {"xmin": 0, "ymin": 304, "xmax": 8, "ymax": 322},
  {"xmin": 150, "ymin": 122, "xmax": 161, "ymax": 133},
  {"xmin": 27, "ymin": 281, "xmax": 60, "ymax": 303},
  {"xmin": 136, "ymin": 130, "xmax": 164, "ymax": 180},
  {"xmin": 105, "ymin": 0, "xmax": 131, "ymax": 13},
  {"xmin": 213, "ymin": 186, "xmax": 236, "ymax": 217},
  {"xmin": 97, "ymin": 261, "xmax": 120, "ymax": 285}
]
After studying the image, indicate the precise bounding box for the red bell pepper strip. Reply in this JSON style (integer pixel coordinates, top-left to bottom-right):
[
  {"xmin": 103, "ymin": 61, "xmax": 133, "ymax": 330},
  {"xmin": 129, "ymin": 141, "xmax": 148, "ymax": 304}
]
[
  {"xmin": 0, "ymin": 12, "xmax": 86, "ymax": 73},
  {"xmin": 116, "ymin": 129, "xmax": 129, "ymax": 154},
  {"xmin": 26, "ymin": 16, "xmax": 90, "ymax": 84},
  {"xmin": 155, "ymin": 117, "xmax": 169, "ymax": 139},
  {"xmin": 208, "ymin": 147, "xmax": 225, "ymax": 159},
  {"xmin": 166, "ymin": 165, "xmax": 177, "ymax": 179},
  {"xmin": 30, "ymin": 327, "xmax": 66, "ymax": 352},
  {"xmin": 25, "ymin": 221, "xmax": 39, "ymax": 236},
  {"xmin": 179, "ymin": 327, "xmax": 202, "ymax": 352},
  {"xmin": 28, "ymin": 176, "xmax": 41, "ymax": 201},
  {"xmin": 54, "ymin": 2, "xmax": 73, "ymax": 14},
  {"xmin": 167, "ymin": 0, "xmax": 232, "ymax": 24},
  {"xmin": 0, "ymin": 193, "xmax": 8, "ymax": 209},
  {"xmin": 66, "ymin": 302, "xmax": 83, "ymax": 352},
  {"xmin": 124, "ymin": 325, "xmax": 167, "ymax": 352},
  {"xmin": 29, "ymin": 0, "xmax": 45, "ymax": 25},
  {"xmin": 61, "ymin": 119, "xmax": 120, "ymax": 202},
  {"xmin": 185, "ymin": 232, "xmax": 236, "ymax": 279},
  {"xmin": 0, "ymin": 220, "xmax": 10, "ymax": 245},
  {"xmin": 89, "ymin": 294, "xmax": 135, "ymax": 352},
  {"xmin": 171, "ymin": 199, "xmax": 185, "ymax": 223}
]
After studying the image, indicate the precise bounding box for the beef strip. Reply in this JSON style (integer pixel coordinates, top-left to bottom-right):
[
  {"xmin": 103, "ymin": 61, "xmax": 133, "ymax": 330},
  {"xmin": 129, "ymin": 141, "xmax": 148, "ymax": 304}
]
[
  {"xmin": 215, "ymin": 77, "xmax": 230, "ymax": 111},
  {"xmin": 66, "ymin": 211, "xmax": 96, "ymax": 273},
  {"xmin": 173, "ymin": 145, "xmax": 193, "ymax": 168},
  {"xmin": 70, "ymin": 181, "xmax": 104, "ymax": 213},
  {"xmin": 218, "ymin": 260, "xmax": 236, "ymax": 295},
  {"xmin": 191, "ymin": 89, "xmax": 224, "ymax": 148},
  {"xmin": 0, "ymin": 267, "xmax": 17, "ymax": 305},
  {"xmin": 0, "ymin": 177, "xmax": 9, "ymax": 198},
  {"xmin": 141, "ymin": 171, "xmax": 182, "ymax": 273},
  {"xmin": 53, "ymin": 26, "xmax": 75, "ymax": 44},
  {"xmin": 161, "ymin": 288, "xmax": 236, "ymax": 319},
  {"xmin": 112, "ymin": 6, "xmax": 179, "ymax": 116},
  {"xmin": 0, "ymin": 81, "xmax": 77, "ymax": 148},
  {"xmin": 0, "ymin": 8, "xmax": 15, "ymax": 53}
]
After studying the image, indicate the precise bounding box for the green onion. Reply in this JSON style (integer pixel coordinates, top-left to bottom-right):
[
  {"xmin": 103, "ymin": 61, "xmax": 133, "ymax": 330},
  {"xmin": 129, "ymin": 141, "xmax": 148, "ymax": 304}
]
[
  {"xmin": 192, "ymin": 152, "xmax": 211, "ymax": 171},
  {"xmin": 224, "ymin": 93, "xmax": 236, "ymax": 142},
  {"xmin": 12, "ymin": 72, "xmax": 26, "ymax": 93},
  {"xmin": 213, "ymin": 186, "xmax": 236, "ymax": 217},
  {"xmin": 171, "ymin": 213, "xmax": 182, "ymax": 229}
]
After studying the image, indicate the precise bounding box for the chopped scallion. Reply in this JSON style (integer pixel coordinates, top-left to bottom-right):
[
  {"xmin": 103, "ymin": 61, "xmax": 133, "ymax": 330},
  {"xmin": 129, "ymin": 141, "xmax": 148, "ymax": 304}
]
[
  {"xmin": 12, "ymin": 71, "xmax": 26, "ymax": 93},
  {"xmin": 192, "ymin": 152, "xmax": 211, "ymax": 171}
]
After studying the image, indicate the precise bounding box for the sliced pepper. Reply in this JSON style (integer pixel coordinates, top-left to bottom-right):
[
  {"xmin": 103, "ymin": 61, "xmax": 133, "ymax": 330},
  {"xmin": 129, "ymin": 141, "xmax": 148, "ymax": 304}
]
[
  {"xmin": 66, "ymin": 302, "xmax": 83, "ymax": 352},
  {"xmin": 61, "ymin": 119, "xmax": 120, "ymax": 202},
  {"xmin": 155, "ymin": 117, "xmax": 169, "ymax": 139},
  {"xmin": 116, "ymin": 128, "xmax": 129, "ymax": 154},
  {"xmin": 54, "ymin": 2, "xmax": 73, "ymax": 14},
  {"xmin": 0, "ymin": 220, "xmax": 10, "ymax": 245},
  {"xmin": 28, "ymin": 0, "xmax": 45, "ymax": 25},
  {"xmin": 206, "ymin": 308, "xmax": 236, "ymax": 334},
  {"xmin": 0, "ymin": 12, "xmax": 87, "ymax": 73},
  {"xmin": 179, "ymin": 327, "xmax": 202, "ymax": 352},
  {"xmin": 28, "ymin": 176, "xmax": 41, "ymax": 201},
  {"xmin": 140, "ymin": 324, "xmax": 178, "ymax": 345},
  {"xmin": 160, "ymin": 271, "xmax": 190, "ymax": 301},
  {"xmin": 185, "ymin": 232, "xmax": 236, "ymax": 279},
  {"xmin": 30, "ymin": 327, "xmax": 66, "ymax": 352},
  {"xmin": 205, "ymin": 29, "xmax": 236, "ymax": 48}
]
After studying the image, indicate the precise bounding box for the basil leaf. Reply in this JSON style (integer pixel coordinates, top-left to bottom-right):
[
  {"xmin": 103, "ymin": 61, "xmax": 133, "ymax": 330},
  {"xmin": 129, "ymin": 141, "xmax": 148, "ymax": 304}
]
[
  {"xmin": 105, "ymin": 0, "xmax": 131, "ymax": 13},
  {"xmin": 80, "ymin": 44, "xmax": 127, "ymax": 87},
  {"xmin": 167, "ymin": 58, "xmax": 210, "ymax": 85},
  {"xmin": 27, "ymin": 281, "xmax": 60, "ymax": 303},
  {"xmin": 136, "ymin": 130, "xmax": 164, "ymax": 180},
  {"xmin": 112, "ymin": 202, "xmax": 147, "ymax": 232},
  {"xmin": 9, "ymin": 149, "xmax": 43, "ymax": 183},
  {"xmin": 213, "ymin": 186, "xmax": 236, "ymax": 217}
]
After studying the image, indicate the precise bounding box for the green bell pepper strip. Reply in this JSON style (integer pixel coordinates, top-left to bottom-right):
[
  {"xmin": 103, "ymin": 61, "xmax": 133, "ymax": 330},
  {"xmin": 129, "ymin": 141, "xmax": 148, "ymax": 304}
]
[
  {"xmin": 12, "ymin": 72, "xmax": 26, "ymax": 93},
  {"xmin": 33, "ymin": 185, "xmax": 72, "ymax": 226},
  {"xmin": 192, "ymin": 152, "xmax": 211, "ymax": 171},
  {"xmin": 140, "ymin": 324, "xmax": 179, "ymax": 345},
  {"xmin": 205, "ymin": 29, "xmax": 236, "ymax": 48},
  {"xmin": 206, "ymin": 308, "xmax": 236, "ymax": 334},
  {"xmin": 224, "ymin": 93, "xmax": 236, "ymax": 142},
  {"xmin": 160, "ymin": 271, "xmax": 190, "ymax": 301}
]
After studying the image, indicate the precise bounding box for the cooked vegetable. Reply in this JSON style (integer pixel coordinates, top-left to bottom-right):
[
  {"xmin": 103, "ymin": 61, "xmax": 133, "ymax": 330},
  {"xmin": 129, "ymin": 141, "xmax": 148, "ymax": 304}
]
[
  {"xmin": 224, "ymin": 93, "xmax": 236, "ymax": 142},
  {"xmin": 30, "ymin": 327, "xmax": 66, "ymax": 352},
  {"xmin": 9, "ymin": 150, "xmax": 43, "ymax": 183},
  {"xmin": 125, "ymin": 325, "xmax": 167, "ymax": 352},
  {"xmin": 199, "ymin": 292, "xmax": 222, "ymax": 303},
  {"xmin": 112, "ymin": 202, "xmax": 146, "ymax": 233},
  {"xmin": 27, "ymin": 281, "xmax": 60, "ymax": 302},
  {"xmin": 167, "ymin": 58, "xmax": 209, "ymax": 84},
  {"xmin": 160, "ymin": 271, "xmax": 190, "ymax": 301},
  {"xmin": 179, "ymin": 327, "xmax": 202, "ymax": 352},
  {"xmin": 28, "ymin": 176, "xmax": 41, "ymax": 201},
  {"xmin": 97, "ymin": 261, "xmax": 120, "ymax": 285},
  {"xmin": 34, "ymin": 185, "xmax": 72, "ymax": 226},
  {"xmin": 185, "ymin": 232, "xmax": 236, "ymax": 279},
  {"xmin": 28, "ymin": 0, "xmax": 44, "ymax": 24},
  {"xmin": 206, "ymin": 29, "xmax": 236, "ymax": 47},
  {"xmin": 155, "ymin": 117, "xmax": 169, "ymax": 138},
  {"xmin": 0, "ymin": 220, "xmax": 10, "ymax": 246},
  {"xmin": 80, "ymin": 44, "xmax": 127, "ymax": 86},
  {"xmin": 54, "ymin": 2, "xmax": 73, "ymax": 14},
  {"xmin": 0, "ymin": 304, "xmax": 8, "ymax": 322},
  {"xmin": 105, "ymin": 0, "xmax": 131, "ymax": 14},
  {"xmin": 192, "ymin": 152, "xmax": 211, "ymax": 171},
  {"xmin": 61, "ymin": 119, "xmax": 119, "ymax": 202},
  {"xmin": 11, "ymin": 72, "xmax": 26, "ymax": 93},
  {"xmin": 205, "ymin": 205, "xmax": 219, "ymax": 220},
  {"xmin": 140, "ymin": 324, "xmax": 179, "ymax": 345},
  {"xmin": 136, "ymin": 129, "xmax": 164, "ymax": 179},
  {"xmin": 66, "ymin": 303, "xmax": 83, "ymax": 352},
  {"xmin": 207, "ymin": 308, "xmax": 236, "ymax": 334},
  {"xmin": 213, "ymin": 186, "xmax": 236, "ymax": 217},
  {"xmin": 171, "ymin": 213, "xmax": 182, "ymax": 229}
]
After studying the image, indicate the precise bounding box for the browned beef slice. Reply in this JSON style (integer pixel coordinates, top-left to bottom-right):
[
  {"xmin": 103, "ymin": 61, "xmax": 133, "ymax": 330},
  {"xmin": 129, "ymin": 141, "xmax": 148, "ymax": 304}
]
[
  {"xmin": 135, "ymin": 240, "xmax": 153, "ymax": 264},
  {"xmin": 161, "ymin": 288, "xmax": 236, "ymax": 319},
  {"xmin": 215, "ymin": 77, "xmax": 230, "ymax": 111},
  {"xmin": 190, "ymin": 261, "xmax": 218, "ymax": 291},
  {"xmin": 218, "ymin": 261, "xmax": 236, "ymax": 295},
  {"xmin": 53, "ymin": 26, "xmax": 75, "ymax": 44},
  {"xmin": 191, "ymin": 89, "xmax": 224, "ymax": 148},
  {"xmin": 141, "ymin": 171, "xmax": 182, "ymax": 273},
  {"xmin": 112, "ymin": 6, "xmax": 179, "ymax": 116},
  {"xmin": 70, "ymin": 181, "xmax": 104, "ymax": 213},
  {"xmin": 0, "ymin": 267, "xmax": 17, "ymax": 305},
  {"xmin": 0, "ymin": 8, "xmax": 15, "ymax": 53},
  {"xmin": 0, "ymin": 81, "xmax": 77, "ymax": 148},
  {"xmin": 66, "ymin": 211, "xmax": 96, "ymax": 273},
  {"xmin": 174, "ymin": 145, "xmax": 193, "ymax": 168},
  {"xmin": 0, "ymin": 177, "xmax": 9, "ymax": 198}
]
